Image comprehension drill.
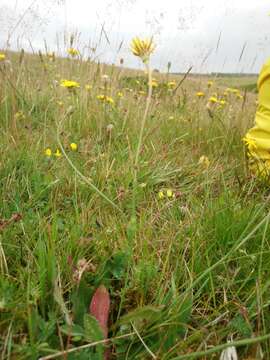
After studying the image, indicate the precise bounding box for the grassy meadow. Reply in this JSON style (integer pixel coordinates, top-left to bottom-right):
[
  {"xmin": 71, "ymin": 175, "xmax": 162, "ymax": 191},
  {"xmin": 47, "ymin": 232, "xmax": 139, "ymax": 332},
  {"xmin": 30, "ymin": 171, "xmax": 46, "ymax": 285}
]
[{"xmin": 1, "ymin": 47, "xmax": 270, "ymax": 360}]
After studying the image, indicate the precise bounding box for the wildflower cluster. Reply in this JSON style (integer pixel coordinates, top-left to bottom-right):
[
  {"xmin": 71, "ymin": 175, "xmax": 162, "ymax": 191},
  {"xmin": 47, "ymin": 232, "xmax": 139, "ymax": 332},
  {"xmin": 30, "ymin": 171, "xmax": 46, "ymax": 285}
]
[
  {"xmin": 97, "ymin": 94, "xmax": 114, "ymax": 105},
  {"xmin": 44, "ymin": 143, "xmax": 78, "ymax": 158},
  {"xmin": 158, "ymin": 189, "xmax": 175, "ymax": 200}
]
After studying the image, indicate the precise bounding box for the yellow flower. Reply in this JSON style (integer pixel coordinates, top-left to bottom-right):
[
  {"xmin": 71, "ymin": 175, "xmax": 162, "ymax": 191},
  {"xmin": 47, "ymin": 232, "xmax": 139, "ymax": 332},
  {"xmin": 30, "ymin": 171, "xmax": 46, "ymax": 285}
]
[
  {"xmin": 54, "ymin": 149, "xmax": 62, "ymax": 157},
  {"xmin": 85, "ymin": 84, "xmax": 92, "ymax": 91},
  {"xmin": 219, "ymin": 100, "xmax": 227, "ymax": 106},
  {"xmin": 117, "ymin": 91, "xmax": 123, "ymax": 98},
  {"xmin": 158, "ymin": 191, "xmax": 165, "ymax": 199},
  {"xmin": 0, "ymin": 53, "xmax": 6, "ymax": 61},
  {"xmin": 70, "ymin": 143, "xmax": 78, "ymax": 151},
  {"xmin": 60, "ymin": 79, "xmax": 80, "ymax": 89},
  {"xmin": 196, "ymin": 91, "xmax": 205, "ymax": 98},
  {"xmin": 169, "ymin": 116, "xmax": 174, "ymax": 120},
  {"xmin": 45, "ymin": 148, "xmax": 52, "ymax": 157},
  {"xmin": 166, "ymin": 189, "xmax": 174, "ymax": 198},
  {"xmin": 97, "ymin": 94, "xmax": 114, "ymax": 105},
  {"xmin": 97, "ymin": 94, "xmax": 105, "ymax": 101},
  {"xmin": 167, "ymin": 81, "xmax": 176, "ymax": 89},
  {"xmin": 14, "ymin": 111, "xmax": 25, "ymax": 120},
  {"xmin": 150, "ymin": 79, "xmax": 158, "ymax": 88},
  {"xmin": 208, "ymin": 96, "xmax": 218, "ymax": 103},
  {"xmin": 130, "ymin": 37, "xmax": 155, "ymax": 62},
  {"xmin": 207, "ymin": 80, "xmax": 214, "ymax": 88},
  {"xmin": 198, "ymin": 155, "xmax": 210, "ymax": 169},
  {"xmin": 67, "ymin": 48, "xmax": 79, "ymax": 57}
]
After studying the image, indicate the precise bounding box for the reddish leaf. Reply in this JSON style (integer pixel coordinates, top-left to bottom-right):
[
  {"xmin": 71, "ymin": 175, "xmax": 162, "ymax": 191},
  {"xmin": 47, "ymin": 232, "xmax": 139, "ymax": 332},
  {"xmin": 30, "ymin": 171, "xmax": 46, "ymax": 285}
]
[{"xmin": 89, "ymin": 285, "xmax": 110, "ymax": 338}]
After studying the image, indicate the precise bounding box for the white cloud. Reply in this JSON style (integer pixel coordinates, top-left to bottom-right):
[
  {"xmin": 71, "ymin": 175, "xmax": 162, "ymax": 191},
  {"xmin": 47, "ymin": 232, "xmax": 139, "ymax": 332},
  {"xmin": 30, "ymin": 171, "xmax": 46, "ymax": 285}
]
[{"xmin": 0, "ymin": 0, "xmax": 269, "ymax": 72}]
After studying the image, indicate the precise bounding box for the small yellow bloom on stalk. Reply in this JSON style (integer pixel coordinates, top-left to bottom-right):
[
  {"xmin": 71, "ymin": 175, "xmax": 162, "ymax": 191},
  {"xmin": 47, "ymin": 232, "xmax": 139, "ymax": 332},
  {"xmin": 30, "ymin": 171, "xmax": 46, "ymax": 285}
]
[
  {"xmin": 15, "ymin": 111, "xmax": 25, "ymax": 120},
  {"xmin": 207, "ymin": 80, "xmax": 214, "ymax": 88},
  {"xmin": 130, "ymin": 37, "xmax": 155, "ymax": 63},
  {"xmin": 97, "ymin": 94, "xmax": 105, "ymax": 101},
  {"xmin": 60, "ymin": 79, "xmax": 80, "ymax": 89},
  {"xmin": 198, "ymin": 155, "xmax": 210, "ymax": 169},
  {"xmin": 166, "ymin": 189, "xmax": 174, "ymax": 198},
  {"xmin": 85, "ymin": 84, "xmax": 92, "ymax": 91},
  {"xmin": 169, "ymin": 116, "xmax": 174, "ymax": 120},
  {"xmin": 151, "ymin": 79, "xmax": 158, "ymax": 88},
  {"xmin": 158, "ymin": 190, "xmax": 165, "ymax": 199},
  {"xmin": 97, "ymin": 94, "xmax": 114, "ymax": 105},
  {"xmin": 219, "ymin": 100, "xmax": 227, "ymax": 106},
  {"xmin": 54, "ymin": 149, "xmax": 62, "ymax": 157},
  {"xmin": 45, "ymin": 148, "xmax": 52, "ymax": 157},
  {"xmin": 0, "ymin": 53, "xmax": 6, "ymax": 61},
  {"xmin": 117, "ymin": 91, "xmax": 123, "ymax": 98},
  {"xmin": 70, "ymin": 143, "xmax": 78, "ymax": 151},
  {"xmin": 67, "ymin": 48, "xmax": 79, "ymax": 57},
  {"xmin": 196, "ymin": 91, "xmax": 205, "ymax": 98},
  {"xmin": 231, "ymin": 88, "xmax": 240, "ymax": 94},
  {"xmin": 136, "ymin": 80, "xmax": 140, "ymax": 85},
  {"xmin": 167, "ymin": 81, "xmax": 176, "ymax": 89},
  {"xmin": 208, "ymin": 96, "xmax": 218, "ymax": 103}
]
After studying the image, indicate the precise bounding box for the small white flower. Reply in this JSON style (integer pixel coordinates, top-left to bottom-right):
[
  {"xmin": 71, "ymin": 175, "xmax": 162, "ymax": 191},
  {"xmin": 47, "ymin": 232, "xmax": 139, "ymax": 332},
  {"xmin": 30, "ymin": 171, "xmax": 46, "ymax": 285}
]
[{"xmin": 220, "ymin": 345, "xmax": 238, "ymax": 360}]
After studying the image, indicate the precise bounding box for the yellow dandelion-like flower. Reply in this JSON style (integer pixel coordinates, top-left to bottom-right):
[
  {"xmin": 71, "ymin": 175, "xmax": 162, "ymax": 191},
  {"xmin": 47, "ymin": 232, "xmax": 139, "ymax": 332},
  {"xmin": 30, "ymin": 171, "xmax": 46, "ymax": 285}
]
[
  {"xmin": 117, "ymin": 91, "xmax": 123, "ymax": 98},
  {"xmin": 97, "ymin": 94, "xmax": 114, "ymax": 105},
  {"xmin": 219, "ymin": 100, "xmax": 227, "ymax": 106},
  {"xmin": 45, "ymin": 148, "xmax": 52, "ymax": 157},
  {"xmin": 67, "ymin": 48, "xmax": 79, "ymax": 57},
  {"xmin": 70, "ymin": 143, "xmax": 78, "ymax": 151},
  {"xmin": 54, "ymin": 149, "xmax": 62, "ymax": 157},
  {"xmin": 208, "ymin": 96, "xmax": 218, "ymax": 103},
  {"xmin": 231, "ymin": 88, "xmax": 240, "ymax": 94},
  {"xmin": 166, "ymin": 189, "xmax": 174, "ymax": 198},
  {"xmin": 97, "ymin": 94, "xmax": 105, "ymax": 101},
  {"xmin": 198, "ymin": 155, "xmax": 210, "ymax": 169},
  {"xmin": 158, "ymin": 191, "xmax": 165, "ymax": 199},
  {"xmin": 130, "ymin": 37, "xmax": 155, "ymax": 63},
  {"xmin": 150, "ymin": 79, "xmax": 158, "ymax": 88},
  {"xmin": 207, "ymin": 80, "xmax": 214, "ymax": 88},
  {"xmin": 14, "ymin": 111, "xmax": 26, "ymax": 120},
  {"xmin": 0, "ymin": 53, "xmax": 6, "ymax": 61},
  {"xmin": 196, "ymin": 91, "xmax": 205, "ymax": 98},
  {"xmin": 60, "ymin": 79, "xmax": 80, "ymax": 89},
  {"xmin": 167, "ymin": 81, "xmax": 176, "ymax": 89},
  {"xmin": 169, "ymin": 116, "xmax": 174, "ymax": 120}
]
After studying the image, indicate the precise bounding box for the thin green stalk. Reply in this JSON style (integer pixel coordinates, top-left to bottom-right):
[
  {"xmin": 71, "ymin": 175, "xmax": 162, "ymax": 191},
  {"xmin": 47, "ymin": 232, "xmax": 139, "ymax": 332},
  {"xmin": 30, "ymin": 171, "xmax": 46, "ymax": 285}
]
[{"xmin": 171, "ymin": 333, "xmax": 270, "ymax": 359}]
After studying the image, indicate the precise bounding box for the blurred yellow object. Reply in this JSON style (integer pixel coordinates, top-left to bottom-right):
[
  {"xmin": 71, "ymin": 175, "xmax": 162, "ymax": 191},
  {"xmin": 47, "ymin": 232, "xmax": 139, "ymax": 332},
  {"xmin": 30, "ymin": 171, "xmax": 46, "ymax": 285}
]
[{"xmin": 244, "ymin": 59, "xmax": 270, "ymax": 178}]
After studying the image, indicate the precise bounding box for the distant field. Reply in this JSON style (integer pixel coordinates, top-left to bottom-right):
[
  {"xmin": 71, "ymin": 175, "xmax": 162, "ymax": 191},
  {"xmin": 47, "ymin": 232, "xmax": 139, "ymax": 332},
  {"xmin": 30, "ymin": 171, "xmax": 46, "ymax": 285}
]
[{"xmin": 1, "ymin": 49, "xmax": 270, "ymax": 360}]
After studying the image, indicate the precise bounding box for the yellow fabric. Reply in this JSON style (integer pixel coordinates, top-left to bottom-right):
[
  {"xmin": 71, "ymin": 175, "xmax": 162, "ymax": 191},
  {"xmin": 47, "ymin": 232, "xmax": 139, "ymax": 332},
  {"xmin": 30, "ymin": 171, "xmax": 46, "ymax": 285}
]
[{"xmin": 244, "ymin": 59, "xmax": 270, "ymax": 177}]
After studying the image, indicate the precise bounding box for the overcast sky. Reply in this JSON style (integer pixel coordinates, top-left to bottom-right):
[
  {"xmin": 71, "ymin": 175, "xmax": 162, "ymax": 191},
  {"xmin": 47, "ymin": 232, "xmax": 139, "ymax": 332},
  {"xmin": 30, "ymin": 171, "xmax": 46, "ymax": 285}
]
[{"xmin": 0, "ymin": 0, "xmax": 269, "ymax": 73}]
